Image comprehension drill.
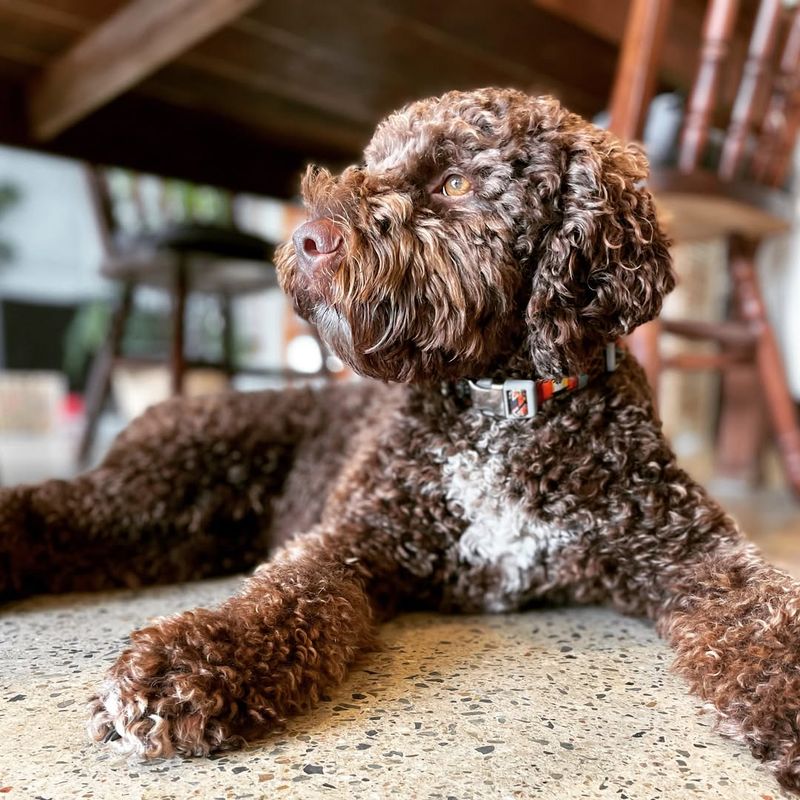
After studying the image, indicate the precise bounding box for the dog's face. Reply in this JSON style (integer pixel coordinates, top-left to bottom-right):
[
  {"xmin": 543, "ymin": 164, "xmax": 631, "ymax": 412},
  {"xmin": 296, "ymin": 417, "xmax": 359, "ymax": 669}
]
[{"xmin": 275, "ymin": 88, "xmax": 675, "ymax": 382}]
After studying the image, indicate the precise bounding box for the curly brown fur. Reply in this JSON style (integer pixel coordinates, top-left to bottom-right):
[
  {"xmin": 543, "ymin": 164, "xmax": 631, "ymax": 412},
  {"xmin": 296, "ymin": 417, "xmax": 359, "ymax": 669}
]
[
  {"xmin": 662, "ymin": 547, "xmax": 800, "ymax": 790},
  {"xmin": 280, "ymin": 91, "xmax": 673, "ymax": 381},
  {"xmin": 87, "ymin": 549, "xmax": 376, "ymax": 757},
  {"xmin": 2, "ymin": 87, "xmax": 798, "ymax": 792}
]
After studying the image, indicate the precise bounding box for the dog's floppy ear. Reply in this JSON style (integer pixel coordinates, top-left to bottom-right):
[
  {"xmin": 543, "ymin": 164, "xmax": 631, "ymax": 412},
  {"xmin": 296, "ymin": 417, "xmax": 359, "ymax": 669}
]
[{"xmin": 526, "ymin": 118, "xmax": 675, "ymax": 377}]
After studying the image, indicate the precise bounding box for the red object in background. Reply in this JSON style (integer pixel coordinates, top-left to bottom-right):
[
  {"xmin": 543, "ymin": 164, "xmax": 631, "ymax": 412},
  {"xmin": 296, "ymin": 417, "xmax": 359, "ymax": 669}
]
[{"xmin": 62, "ymin": 392, "xmax": 85, "ymax": 420}]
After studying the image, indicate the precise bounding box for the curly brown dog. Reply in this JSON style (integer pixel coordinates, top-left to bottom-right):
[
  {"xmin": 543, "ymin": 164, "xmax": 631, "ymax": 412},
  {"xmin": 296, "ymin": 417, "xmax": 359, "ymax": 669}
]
[{"xmin": 3, "ymin": 87, "xmax": 800, "ymax": 791}]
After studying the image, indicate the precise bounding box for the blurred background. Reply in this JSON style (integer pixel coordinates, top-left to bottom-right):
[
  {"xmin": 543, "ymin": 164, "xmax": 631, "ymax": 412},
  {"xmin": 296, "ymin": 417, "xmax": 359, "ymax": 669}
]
[{"xmin": 0, "ymin": 0, "xmax": 798, "ymax": 558}]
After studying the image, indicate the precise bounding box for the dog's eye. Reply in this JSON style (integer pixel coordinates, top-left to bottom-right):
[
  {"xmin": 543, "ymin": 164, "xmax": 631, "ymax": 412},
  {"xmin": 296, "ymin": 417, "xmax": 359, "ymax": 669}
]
[{"xmin": 441, "ymin": 174, "xmax": 471, "ymax": 197}]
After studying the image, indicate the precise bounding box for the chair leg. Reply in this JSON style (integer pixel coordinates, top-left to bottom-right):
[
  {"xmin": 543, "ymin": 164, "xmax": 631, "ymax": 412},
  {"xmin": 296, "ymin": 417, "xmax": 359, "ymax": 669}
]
[
  {"xmin": 170, "ymin": 258, "xmax": 187, "ymax": 396},
  {"xmin": 729, "ymin": 235, "xmax": 800, "ymax": 495},
  {"xmin": 220, "ymin": 293, "xmax": 235, "ymax": 382},
  {"xmin": 76, "ymin": 284, "xmax": 134, "ymax": 468},
  {"xmin": 627, "ymin": 318, "xmax": 662, "ymax": 406},
  {"xmin": 715, "ymin": 361, "xmax": 767, "ymax": 486}
]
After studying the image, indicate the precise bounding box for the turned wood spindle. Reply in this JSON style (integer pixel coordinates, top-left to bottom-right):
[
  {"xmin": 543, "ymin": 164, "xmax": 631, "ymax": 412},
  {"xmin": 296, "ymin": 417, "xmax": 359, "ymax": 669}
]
[
  {"xmin": 718, "ymin": 0, "xmax": 782, "ymax": 180},
  {"xmin": 679, "ymin": 0, "xmax": 740, "ymax": 173},
  {"xmin": 754, "ymin": 7, "xmax": 800, "ymax": 186}
]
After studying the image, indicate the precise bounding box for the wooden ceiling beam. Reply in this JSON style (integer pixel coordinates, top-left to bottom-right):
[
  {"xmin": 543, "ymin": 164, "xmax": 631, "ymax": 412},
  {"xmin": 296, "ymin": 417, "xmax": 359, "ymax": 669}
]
[
  {"xmin": 0, "ymin": 82, "xmax": 342, "ymax": 198},
  {"xmin": 27, "ymin": 0, "xmax": 259, "ymax": 141},
  {"xmin": 138, "ymin": 63, "xmax": 370, "ymax": 156},
  {"xmin": 530, "ymin": 0, "xmax": 634, "ymax": 45}
]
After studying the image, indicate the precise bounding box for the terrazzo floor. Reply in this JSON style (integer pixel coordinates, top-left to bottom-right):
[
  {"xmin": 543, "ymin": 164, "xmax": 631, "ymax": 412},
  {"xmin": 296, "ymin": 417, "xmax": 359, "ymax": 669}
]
[{"xmin": 1, "ymin": 575, "xmax": 794, "ymax": 800}]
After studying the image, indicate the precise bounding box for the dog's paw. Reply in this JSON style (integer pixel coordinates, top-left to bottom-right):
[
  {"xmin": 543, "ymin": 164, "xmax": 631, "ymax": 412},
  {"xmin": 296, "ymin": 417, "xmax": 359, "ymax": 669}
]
[
  {"xmin": 87, "ymin": 679, "xmax": 234, "ymax": 759},
  {"xmin": 771, "ymin": 743, "xmax": 800, "ymax": 794},
  {"xmin": 87, "ymin": 610, "xmax": 255, "ymax": 758}
]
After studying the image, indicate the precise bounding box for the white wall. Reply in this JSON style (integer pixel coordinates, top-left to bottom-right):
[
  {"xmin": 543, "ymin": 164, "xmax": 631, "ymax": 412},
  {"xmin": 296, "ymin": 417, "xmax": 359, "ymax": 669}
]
[
  {"xmin": 0, "ymin": 145, "xmax": 108, "ymax": 303},
  {"xmin": 759, "ymin": 143, "xmax": 800, "ymax": 399}
]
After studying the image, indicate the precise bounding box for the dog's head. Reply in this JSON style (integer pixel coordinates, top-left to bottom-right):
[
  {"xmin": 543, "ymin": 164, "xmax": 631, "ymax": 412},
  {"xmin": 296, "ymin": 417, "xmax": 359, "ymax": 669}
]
[{"xmin": 275, "ymin": 88, "xmax": 674, "ymax": 382}]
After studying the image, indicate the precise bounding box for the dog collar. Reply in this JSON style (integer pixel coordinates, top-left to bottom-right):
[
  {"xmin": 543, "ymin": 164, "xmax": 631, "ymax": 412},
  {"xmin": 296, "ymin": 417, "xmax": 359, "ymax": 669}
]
[{"xmin": 458, "ymin": 343, "xmax": 619, "ymax": 420}]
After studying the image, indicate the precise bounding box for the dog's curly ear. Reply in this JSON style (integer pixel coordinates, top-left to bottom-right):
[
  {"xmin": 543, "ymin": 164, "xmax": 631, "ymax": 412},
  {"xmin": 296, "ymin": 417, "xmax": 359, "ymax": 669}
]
[{"xmin": 527, "ymin": 118, "xmax": 675, "ymax": 377}]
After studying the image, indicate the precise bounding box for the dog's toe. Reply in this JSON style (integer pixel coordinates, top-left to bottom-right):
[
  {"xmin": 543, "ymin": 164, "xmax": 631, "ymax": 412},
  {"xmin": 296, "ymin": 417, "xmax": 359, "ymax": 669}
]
[{"xmin": 88, "ymin": 682, "xmax": 178, "ymax": 758}]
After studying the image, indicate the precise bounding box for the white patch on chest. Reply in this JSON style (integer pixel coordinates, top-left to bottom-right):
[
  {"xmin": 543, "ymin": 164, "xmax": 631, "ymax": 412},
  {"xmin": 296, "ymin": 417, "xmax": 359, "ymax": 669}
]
[{"xmin": 442, "ymin": 420, "xmax": 575, "ymax": 611}]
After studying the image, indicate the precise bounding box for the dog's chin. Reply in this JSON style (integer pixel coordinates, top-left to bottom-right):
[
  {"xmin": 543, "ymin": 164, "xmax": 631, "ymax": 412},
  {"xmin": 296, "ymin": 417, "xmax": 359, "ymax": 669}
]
[
  {"xmin": 307, "ymin": 304, "xmax": 407, "ymax": 382},
  {"xmin": 310, "ymin": 303, "xmax": 354, "ymax": 359},
  {"xmin": 299, "ymin": 303, "xmax": 408, "ymax": 383}
]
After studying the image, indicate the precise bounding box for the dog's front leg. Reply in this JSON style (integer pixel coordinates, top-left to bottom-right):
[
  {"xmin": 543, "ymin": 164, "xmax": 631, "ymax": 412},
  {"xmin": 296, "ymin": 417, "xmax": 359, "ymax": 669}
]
[
  {"xmin": 597, "ymin": 475, "xmax": 800, "ymax": 794},
  {"xmin": 88, "ymin": 525, "xmax": 394, "ymax": 758},
  {"xmin": 653, "ymin": 539, "xmax": 800, "ymax": 793}
]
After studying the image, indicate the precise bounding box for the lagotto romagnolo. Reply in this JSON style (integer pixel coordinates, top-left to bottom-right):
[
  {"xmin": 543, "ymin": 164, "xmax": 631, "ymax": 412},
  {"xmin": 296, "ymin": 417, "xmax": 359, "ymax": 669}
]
[{"xmin": 3, "ymin": 88, "xmax": 800, "ymax": 791}]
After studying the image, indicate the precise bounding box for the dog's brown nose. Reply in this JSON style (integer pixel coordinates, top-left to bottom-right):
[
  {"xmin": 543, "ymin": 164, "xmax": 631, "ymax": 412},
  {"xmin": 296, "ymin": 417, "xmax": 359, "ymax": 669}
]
[{"xmin": 293, "ymin": 218, "xmax": 344, "ymax": 275}]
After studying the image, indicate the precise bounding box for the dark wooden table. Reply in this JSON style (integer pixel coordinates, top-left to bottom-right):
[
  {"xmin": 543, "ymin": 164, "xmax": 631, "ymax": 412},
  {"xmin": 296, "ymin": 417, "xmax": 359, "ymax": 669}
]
[{"xmin": 0, "ymin": 0, "xmax": 762, "ymax": 198}]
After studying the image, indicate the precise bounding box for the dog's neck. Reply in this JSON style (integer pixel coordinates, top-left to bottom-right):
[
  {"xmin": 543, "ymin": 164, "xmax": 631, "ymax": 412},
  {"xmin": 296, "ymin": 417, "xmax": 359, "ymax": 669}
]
[{"xmin": 441, "ymin": 342, "xmax": 619, "ymax": 421}]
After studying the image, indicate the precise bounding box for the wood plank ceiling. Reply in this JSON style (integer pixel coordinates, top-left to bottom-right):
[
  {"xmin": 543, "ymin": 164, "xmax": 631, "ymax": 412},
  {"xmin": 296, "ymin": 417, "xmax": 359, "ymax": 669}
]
[{"xmin": 0, "ymin": 0, "xmax": 763, "ymax": 197}]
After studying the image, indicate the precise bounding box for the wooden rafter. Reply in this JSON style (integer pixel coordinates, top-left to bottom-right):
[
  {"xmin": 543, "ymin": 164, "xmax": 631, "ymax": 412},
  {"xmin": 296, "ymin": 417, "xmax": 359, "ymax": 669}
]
[
  {"xmin": 27, "ymin": 0, "xmax": 260, "ymax": 141},
  {"xmin": 531, "ymin": 0, "xmax": 629, "ymax": 45}
]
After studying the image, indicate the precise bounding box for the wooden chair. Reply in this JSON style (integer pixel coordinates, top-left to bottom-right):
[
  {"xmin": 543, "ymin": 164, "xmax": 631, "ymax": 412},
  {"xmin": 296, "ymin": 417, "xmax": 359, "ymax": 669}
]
[
  {"xmin": 608, "ymin": 0, "xmax": 800, "ymax": 495},
  {"xmin": 78, "ymin": 167, "xmax": 327, "ymax": 466}
]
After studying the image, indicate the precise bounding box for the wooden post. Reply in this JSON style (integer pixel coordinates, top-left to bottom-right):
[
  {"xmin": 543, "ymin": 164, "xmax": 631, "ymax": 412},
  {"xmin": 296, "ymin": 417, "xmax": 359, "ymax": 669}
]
[
  {"xmin": 221, "ymin": 293, "xmax": 235, "ymax": 381},
  {"xmin": 77, "ymin": 283, "xmax": 134, "ymax": 467},
  {"xmin": 718, "ymin": 0, "xmax": 782, "ymax": 180},
  {"xmin": 753, "ymin": 8, "xmax": 800, "ymax": 186},
  {"xmin": 608, "ymin": 0, "xmax": 674, "ymax": 140},
  {"xmin": 729, "ymin": 235, "xmax": 800, "ymax": 495},
  {"xmin": 607, "ymin": 0, "xmax": 674, "ymax": 400},
  {"xmin": 171, "ymin": 259, "xmax": 187, "ymax": 396},
  {"xmin": 679, "ymin": 0, "xmax": 740, "ymax": 172}
]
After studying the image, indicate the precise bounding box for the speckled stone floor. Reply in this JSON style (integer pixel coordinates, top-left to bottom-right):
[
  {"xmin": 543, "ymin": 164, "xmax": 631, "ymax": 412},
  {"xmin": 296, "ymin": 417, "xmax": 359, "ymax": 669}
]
[{"xmin": 0, "ymin": 576, "xmax": 793, "ymax": 800}]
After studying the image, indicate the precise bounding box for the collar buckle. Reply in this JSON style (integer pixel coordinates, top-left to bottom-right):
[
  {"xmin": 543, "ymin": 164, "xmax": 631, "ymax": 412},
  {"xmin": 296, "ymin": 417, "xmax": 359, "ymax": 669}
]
[
  {"xmin": 501, "ymin": 379, "xmax": 537, "ymax": 419},
  {"xmin": 465, "ymin": 378, "xmax": 537, "ymax": 419}
]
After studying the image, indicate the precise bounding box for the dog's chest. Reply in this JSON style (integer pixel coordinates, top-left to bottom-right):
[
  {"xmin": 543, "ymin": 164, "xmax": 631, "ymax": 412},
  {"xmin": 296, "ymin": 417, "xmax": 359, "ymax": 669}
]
[{"xmin": 440, "ymin": 419, "xmax": 575, "ymax": 611}]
